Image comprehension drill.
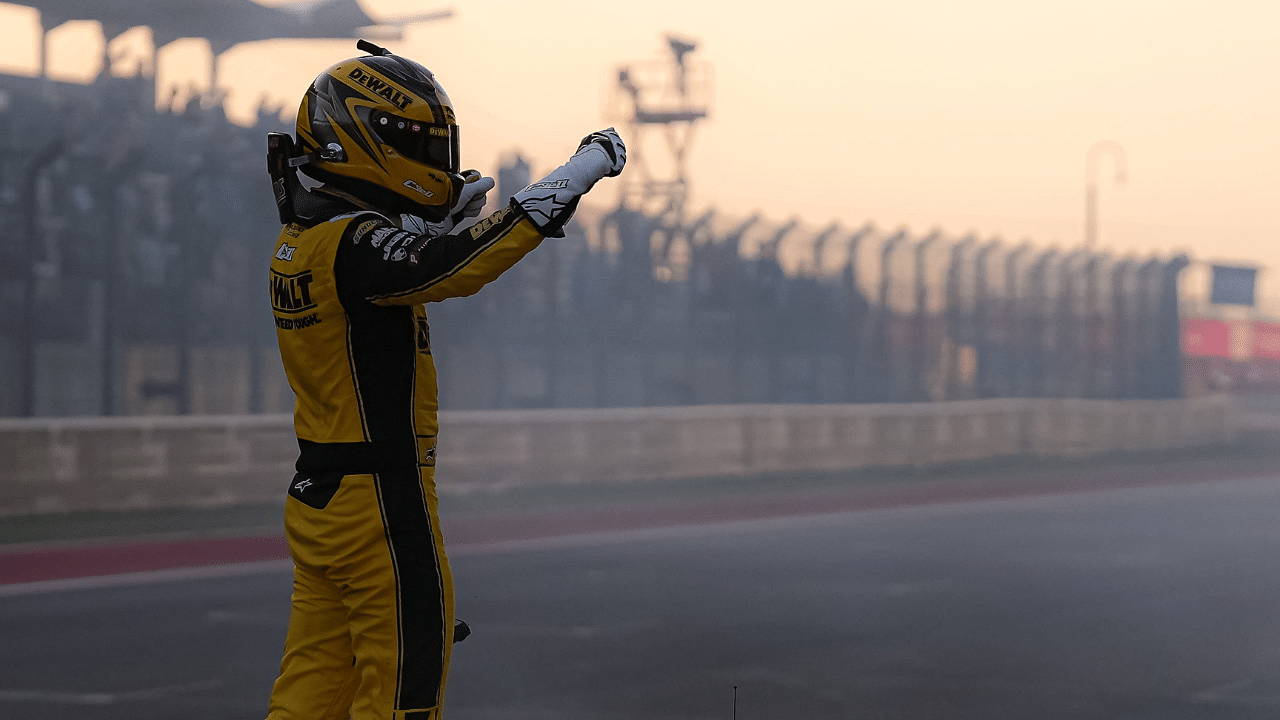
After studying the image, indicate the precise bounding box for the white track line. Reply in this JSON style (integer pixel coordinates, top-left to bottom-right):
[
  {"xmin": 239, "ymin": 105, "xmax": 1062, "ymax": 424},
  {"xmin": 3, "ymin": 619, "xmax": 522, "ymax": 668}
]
[
  {"xmin": 0, "ymin": 560, "xmax": 293, "ymax": 598},
  {"xmin": 0, "ymin": 679, "xmax": 225, "ymax": 705},
  {"xmin": 3, "ymin": 475, "xmax": 1277, "ymax": 597},
  {"xmin": 0, "ymin": 512, "xmax": 866, "ymax": 596}
]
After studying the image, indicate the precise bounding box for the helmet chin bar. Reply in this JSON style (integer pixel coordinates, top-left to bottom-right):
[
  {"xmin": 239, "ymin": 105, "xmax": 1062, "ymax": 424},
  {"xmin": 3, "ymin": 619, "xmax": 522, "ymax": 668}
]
[{"xmin": 446, "ymin": 171, "xmax": 465, "ymax": 212}]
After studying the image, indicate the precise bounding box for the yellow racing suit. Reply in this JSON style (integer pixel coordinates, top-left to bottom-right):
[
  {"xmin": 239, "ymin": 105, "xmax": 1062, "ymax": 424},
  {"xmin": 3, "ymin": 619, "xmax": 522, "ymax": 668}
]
[{"xmin": 265, "ymin": 201, "xmax": 543, "ymax": 720}]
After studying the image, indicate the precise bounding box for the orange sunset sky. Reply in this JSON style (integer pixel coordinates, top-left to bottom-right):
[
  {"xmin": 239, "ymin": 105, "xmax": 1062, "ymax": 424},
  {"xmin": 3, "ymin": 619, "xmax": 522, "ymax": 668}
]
[{"xmin": 0, "ymin": 0, "xmax": 1276, "ymax": 308}]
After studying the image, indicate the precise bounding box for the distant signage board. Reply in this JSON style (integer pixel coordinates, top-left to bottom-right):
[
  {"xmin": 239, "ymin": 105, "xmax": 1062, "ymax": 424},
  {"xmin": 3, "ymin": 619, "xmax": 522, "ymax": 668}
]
[
  {"xmin": 1210, "ymin": 265, "xmax": 1257, "ymax": 306},
  {"xmin": 1254, "ymin": 321, "xmax": 1280, "ymax": 361},
  {"xmin": 1182, "ymin": 318, "xmax": 1231, "ymax": 357}
]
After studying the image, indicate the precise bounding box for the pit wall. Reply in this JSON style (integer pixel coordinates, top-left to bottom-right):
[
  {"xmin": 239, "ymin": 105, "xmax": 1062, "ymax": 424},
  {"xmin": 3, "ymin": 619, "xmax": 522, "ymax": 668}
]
[{"xmin": 0, "ymin": 397, "xmax": 1237, "ymax": 516}]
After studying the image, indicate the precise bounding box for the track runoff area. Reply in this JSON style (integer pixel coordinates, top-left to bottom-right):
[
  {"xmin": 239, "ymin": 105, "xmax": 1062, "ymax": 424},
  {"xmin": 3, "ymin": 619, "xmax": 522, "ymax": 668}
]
[{"xmin": 5, "ymin": 466, "xmax": 1280, "ymax": 719}]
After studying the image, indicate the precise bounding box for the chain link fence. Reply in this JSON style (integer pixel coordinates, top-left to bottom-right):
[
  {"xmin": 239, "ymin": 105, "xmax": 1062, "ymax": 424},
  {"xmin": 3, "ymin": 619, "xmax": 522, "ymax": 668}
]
[{"xmin": 0, "ymin": 73, "xmax": 1188, "ymax": 417}]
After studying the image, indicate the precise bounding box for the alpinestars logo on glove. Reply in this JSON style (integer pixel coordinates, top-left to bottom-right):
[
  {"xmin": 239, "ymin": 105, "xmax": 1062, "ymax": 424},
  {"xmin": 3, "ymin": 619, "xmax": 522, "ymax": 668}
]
[{"xmin": 518, "ymin": 195, "xmax": 572, "ymax": 226}]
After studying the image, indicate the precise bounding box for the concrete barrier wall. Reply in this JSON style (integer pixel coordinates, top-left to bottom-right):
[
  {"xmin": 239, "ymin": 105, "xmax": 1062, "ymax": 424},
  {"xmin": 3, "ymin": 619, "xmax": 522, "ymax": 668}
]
[{"xmin": 0, "ymin": 397, "xmax": 1237, "ymax": 516}]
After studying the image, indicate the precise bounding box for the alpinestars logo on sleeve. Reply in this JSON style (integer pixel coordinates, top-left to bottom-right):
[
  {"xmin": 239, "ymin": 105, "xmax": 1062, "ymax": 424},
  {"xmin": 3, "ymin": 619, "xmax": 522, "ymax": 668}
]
[{"xmin": 518, "ymin": 194, "xmax": 572, "ymax": 226}]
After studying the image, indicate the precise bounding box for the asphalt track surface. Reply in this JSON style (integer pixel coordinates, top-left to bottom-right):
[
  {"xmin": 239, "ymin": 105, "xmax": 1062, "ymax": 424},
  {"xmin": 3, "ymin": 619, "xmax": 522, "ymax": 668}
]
[{"xmin": 7, "ymin": 476, "xmax": 1280, "ymax": 719}]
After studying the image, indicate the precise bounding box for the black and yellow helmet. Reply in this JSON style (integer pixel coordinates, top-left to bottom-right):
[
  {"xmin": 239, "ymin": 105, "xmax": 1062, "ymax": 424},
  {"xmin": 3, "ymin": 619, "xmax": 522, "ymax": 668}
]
[{"xmin": 295, "ymin": 41, "xmax": 462, "ymax": 221}]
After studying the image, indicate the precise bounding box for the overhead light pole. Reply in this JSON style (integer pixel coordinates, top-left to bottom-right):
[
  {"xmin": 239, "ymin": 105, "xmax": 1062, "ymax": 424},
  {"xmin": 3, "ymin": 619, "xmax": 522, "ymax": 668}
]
[{"xmin": 1085, "ymin": 140, "xmax": 1127, "ymax": 250}]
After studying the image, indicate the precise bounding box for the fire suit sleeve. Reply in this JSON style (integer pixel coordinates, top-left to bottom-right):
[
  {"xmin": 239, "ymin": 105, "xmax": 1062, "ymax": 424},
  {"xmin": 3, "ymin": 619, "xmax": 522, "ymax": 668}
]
[{"xmin": 334, "ymin": 201, "xmax": 545, "ymax": 307}]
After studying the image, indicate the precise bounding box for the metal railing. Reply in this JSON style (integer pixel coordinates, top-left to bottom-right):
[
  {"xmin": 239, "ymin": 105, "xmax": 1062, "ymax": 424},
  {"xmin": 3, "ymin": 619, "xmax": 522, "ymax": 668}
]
[{"xmin": 0, "ymin": 73, "xmax": 1189, "ymax": 416}]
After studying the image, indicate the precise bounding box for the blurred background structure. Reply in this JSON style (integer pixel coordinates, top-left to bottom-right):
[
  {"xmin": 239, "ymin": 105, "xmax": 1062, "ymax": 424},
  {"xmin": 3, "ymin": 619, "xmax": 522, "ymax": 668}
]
[
  {"xmin": 0, "ymin": 7, "xmax": 1273, "ymax": 716},
  {"xmin": 0, "ymin": 2, "xmax": 1270, "ymax": 419}
]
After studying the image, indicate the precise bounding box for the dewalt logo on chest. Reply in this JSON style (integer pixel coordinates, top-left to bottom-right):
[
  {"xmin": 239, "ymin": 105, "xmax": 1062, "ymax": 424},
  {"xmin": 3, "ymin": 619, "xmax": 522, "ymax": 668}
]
[{"xmin": 271, "ymin": 269, "xmax": 317, "ymax": 314}]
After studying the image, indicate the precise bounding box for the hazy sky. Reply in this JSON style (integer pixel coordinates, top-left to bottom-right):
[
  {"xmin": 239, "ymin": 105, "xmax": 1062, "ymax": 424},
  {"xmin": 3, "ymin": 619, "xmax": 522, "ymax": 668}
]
[{"xmin": 0, "ymin": 0, "xmax": 1277, "ymax": 303}]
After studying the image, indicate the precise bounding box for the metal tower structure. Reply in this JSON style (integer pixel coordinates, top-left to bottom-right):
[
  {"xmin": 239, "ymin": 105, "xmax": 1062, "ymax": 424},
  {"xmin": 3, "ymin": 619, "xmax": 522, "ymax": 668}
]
[{"xmin": 609, "ymin": 34, "xmax": 711, "ymax": 263}]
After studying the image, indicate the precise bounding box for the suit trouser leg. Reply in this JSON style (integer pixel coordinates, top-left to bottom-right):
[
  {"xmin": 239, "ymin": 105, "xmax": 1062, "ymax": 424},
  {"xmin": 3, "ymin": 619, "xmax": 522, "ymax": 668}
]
[
  {"xmin": 267, "ymin": 469, "xmax": 454, "ymax": 720},
  {"xmin": 265, "ymin": 520, "xmax": 360, "ymax": 720}
]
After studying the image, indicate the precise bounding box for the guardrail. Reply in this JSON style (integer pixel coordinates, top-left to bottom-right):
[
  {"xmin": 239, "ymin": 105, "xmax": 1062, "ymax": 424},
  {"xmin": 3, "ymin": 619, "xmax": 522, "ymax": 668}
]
[{"xmin": 0, "ymin": 397, "xmax": 1236, "ymax": 516}]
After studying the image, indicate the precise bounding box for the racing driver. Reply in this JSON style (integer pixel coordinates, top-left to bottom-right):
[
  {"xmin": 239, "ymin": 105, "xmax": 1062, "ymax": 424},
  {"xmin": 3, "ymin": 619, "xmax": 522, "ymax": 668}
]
[{"xmin": 263, "ymin": 40, "xmax": 625, "ymax": 720}]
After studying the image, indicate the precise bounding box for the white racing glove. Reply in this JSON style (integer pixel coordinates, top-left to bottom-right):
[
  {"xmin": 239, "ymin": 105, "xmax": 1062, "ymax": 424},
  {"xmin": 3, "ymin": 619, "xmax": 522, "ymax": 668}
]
[
  {"xmin": 512, "ymin": 127, "xmax": 626, "ymax": 236},
  {"xmin": 401, "ymin": 170, "xmax": 496, "ymax": 237}
]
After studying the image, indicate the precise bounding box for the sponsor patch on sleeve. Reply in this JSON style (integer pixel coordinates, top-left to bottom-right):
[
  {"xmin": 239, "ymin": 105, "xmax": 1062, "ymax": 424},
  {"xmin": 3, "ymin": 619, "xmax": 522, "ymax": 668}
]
[
  {"xmin": 468, "ymin": 206, "xmax": 513, "ymax": 239},
  {"xmin": 351, "ymin": 219, "xmax": 381, "ymax": 245}
]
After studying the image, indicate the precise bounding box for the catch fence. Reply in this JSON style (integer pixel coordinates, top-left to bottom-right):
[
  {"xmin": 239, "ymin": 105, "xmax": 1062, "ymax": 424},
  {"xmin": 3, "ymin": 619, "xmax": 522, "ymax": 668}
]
[{"xmin": 0, "ymin": 72, "xmax": 1187, "ymax": 416}]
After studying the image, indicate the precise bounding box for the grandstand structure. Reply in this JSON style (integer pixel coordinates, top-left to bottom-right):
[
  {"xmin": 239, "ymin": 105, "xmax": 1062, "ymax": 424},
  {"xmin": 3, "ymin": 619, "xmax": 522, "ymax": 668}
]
[
  {"xmin": 21, "ymin": 0, "xmax": 447, "ymax": 56},
  {"xmin": 0, "ymin": 5, "xmax": 1194, "ymax": 418}
]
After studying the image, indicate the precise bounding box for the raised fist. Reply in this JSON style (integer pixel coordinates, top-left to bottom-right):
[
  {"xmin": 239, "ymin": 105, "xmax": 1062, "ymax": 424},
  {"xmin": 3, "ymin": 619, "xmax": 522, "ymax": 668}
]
[
  {"xmin": 511, "ymin": 128, "xmax": 628, "ymax": 236},
  {"xmin": 576, "ymin": 127, "xmax": 626, "ymax": 178}
]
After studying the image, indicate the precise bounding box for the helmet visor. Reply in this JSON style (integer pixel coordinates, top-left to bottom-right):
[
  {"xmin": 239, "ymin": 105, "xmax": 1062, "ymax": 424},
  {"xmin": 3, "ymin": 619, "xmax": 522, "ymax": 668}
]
[{"xmin": 370, "ymin": 110, "xmax": 459, "ymax": 174}]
